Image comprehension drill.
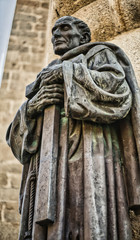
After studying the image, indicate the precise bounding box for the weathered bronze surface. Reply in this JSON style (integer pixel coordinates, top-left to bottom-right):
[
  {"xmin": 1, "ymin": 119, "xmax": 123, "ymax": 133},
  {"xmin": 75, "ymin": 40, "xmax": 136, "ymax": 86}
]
[{"xmin": 6, "ymin": 16, "xmax": 140, "ymax": 239}]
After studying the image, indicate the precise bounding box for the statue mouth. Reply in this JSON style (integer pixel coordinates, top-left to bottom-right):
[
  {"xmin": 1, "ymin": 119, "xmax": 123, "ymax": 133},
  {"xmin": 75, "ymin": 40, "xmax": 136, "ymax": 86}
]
[{"xmin": 54, "ymin": 40, "xmax": 66, "ymax": 46}]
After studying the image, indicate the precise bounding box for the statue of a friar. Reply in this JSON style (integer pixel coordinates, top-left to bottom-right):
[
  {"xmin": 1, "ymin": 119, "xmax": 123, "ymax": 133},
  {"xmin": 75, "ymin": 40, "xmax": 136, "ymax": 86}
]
[{"xmin": 6, "ymin": 16, "xmax": 140, "ymax": 240}]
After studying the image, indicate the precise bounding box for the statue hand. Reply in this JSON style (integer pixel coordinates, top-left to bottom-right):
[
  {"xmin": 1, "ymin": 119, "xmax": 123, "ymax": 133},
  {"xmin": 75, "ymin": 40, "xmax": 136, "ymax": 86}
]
[
  {"xmin": 27, "ymin": 84, "xmax": 64, "ymax": 117},
  {"xmin": 40, "ymin": 65, "xmax": 63, "ymax": 88}
]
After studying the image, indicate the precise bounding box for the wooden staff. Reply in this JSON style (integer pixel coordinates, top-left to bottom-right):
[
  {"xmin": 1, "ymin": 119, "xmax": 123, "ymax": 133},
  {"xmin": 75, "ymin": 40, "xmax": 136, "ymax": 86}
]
[{"xmin": 34, "ymin": 105, "xmax": 60, "ymax": 225}]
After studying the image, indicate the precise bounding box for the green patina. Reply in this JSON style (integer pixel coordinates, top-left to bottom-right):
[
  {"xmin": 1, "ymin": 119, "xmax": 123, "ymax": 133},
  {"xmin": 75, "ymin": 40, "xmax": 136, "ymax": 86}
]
[
  {"xmin": 61, "ymin": 116, "xmax": 68, "ymax": 125},
  {"xmin": 32, "ymin": 140, "xmax": 37, "ymax": 148}
]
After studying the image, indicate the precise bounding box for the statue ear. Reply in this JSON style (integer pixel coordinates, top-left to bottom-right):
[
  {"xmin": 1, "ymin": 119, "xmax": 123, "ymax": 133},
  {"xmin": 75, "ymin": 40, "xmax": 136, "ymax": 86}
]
[{"xmin": 80, "ymin": 33, "xmax": 89, "ymax": 44}]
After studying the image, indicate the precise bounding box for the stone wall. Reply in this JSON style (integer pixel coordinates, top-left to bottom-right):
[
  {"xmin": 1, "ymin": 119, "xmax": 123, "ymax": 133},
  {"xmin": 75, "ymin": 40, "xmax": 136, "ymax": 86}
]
[
  {"xmin": 0, "ymin": 0, "xmax": 140, "ymax": 239},
  {"xmin": 0, "ymin": 0, "xmax": 50, "ymax": 239}
]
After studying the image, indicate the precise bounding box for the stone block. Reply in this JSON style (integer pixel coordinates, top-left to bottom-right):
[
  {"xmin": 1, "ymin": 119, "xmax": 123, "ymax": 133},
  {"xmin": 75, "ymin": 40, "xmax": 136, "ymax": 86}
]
[
  {"xmin": 72, "ymin": 0, "xmax": 124, "ymax": 41},
  {"xmin": 2, "ymin": 72, "xmax": 9, "ymax": 80},
  {"xmin": 18, "ymin": 0, "xmax": 40, "ymax": 7},
  {"xmin": 0, "ymin": 161, "xmax": 22, "ymax": 174},
  {"xmin": 8, "ymin": 45, "xmax": 19, "ymax": 51},
  {"xmin": 7, "ymin": 79, "xmax": 27, "ymax": 94},
  {"xmin": 0, "ymin": 142, "xmax": 15, "ymax": 162},
  {"xmin": 41, "ymin": 32, "xmax": 46, "ymax": 38},
  {"xmin": 55, "ymin": 0, "xmax": 94, "ymax": 16},
  {"xmin": 12, "ymin": 21, "xmax": 18, "ymax": 30},
  {"xmin": 20, "ymin": 46, "xmax": 29, "ymax": 53},
  {"xmin": 110, "ymin": 28, "xmax": 140, "ymax": 85},
  {"xmin": 32, "ymin": 47, "xmax": 44, "ymax": 53},
  {"xmin": 4, "ymin": 202, "xmax": 20, "ymax": 223},
  {"xmin": 15, "ymin": 13, "xmax": 37, "ymax": 23},
  {"xmin": 30, "ymin": 53, "xmax": 45, "ymax": 63},
  {"xmin": 4, "ymin": 60, "xmax": 20, "ymax": 70},
  {"xmin": 1, "ymin": 80, "xmax": 8, "ymax": 90},
  {"xmin": 35, "ymin": 24, "xmax": 46, "ymax": 31},
  {"xmin": 34, "ymin": 8, "xmax": 49, "ymax": 16},
  {"xmin": 10, "ymin": 174, "xmax": 22, "ymax": 189},
  {"xmin": 8, "ymin": 45, "xmax": 28, "ymax": 52},
  {"xmin": 119, "ymin": 0, "xmax": 140, "ymax": 30},
  {"xmin": 19, "ymin": 22, "xmax": 32, "ymax": 30},
  {"xmin": 5, "ymin": 51, "xmax": 20, "ymax": 63},
  {"xmin": 41, "ymin": 2, "xmax": 49, "ymax": 8},
  {"xmin": 9, "ymin": 36, "xmax": 18, "ymax": 45},
  {"xmin": 0, "ymin": 188, "xmax": 19, "ymax": 201},
  {"xmin": 17, "ymin": 4, "xmax": 32, "ymax": 14},
  {"xmin": 11, "ymin": 29, "xmax": 38, "ymax": 38},
  {"xmin": 0, "ymin": 173, "xmax": 8, "ymax": 187},
  {"xmin": 12, "ymin": 72, "xmax": 20, "ymax": 80},
  {"xmin": 0, "ymin": 100, "xmax": 12, "ymax": 112},
  {"xmin": 21, "ymin": 38, "xmax": 39, "ymax": 46},
  {"xmin": 0, "ymin": 222, "xmax": 19, "ymax": 240},
  {"xmin": 23, "ymin": 64, "xmax": 42, "ymax": 73},
  {"xmin": 38, "ymin": 16, "xmax": 47, "ymax": 23},
  {"xmin": 20, "ymin": 54, "xmax": 31, "ymax": 62}
]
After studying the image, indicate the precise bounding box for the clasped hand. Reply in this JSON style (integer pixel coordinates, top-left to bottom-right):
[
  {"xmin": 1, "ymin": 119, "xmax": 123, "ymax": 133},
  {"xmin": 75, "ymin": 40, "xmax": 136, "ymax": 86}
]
[{"xmin": 27, "ymin": 65, "xmax": 64, "ymax": 117}]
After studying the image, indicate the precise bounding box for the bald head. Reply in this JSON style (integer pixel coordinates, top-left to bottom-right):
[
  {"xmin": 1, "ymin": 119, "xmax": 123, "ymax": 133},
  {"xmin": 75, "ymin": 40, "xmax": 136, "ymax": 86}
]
[
  {"xmin": 55, "ymin": 16, "xmax": 91, "ymax": 42},
  {"xmin": 51, "ymin": 16, "xmax": 91, "ymax": 56}
]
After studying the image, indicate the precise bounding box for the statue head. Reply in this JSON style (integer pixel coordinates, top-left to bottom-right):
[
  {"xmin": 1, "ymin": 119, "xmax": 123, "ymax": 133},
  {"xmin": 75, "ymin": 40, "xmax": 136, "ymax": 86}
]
[{"xmin": 51, "ymin": 16, "xmax": 91, "ymax": 56}]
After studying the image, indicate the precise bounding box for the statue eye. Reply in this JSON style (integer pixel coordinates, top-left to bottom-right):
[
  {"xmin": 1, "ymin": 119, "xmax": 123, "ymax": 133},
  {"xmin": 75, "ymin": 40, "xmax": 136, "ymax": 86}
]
[{"xmin": 62, "ymin": 25, "xmax": 70, "ymax": 31}]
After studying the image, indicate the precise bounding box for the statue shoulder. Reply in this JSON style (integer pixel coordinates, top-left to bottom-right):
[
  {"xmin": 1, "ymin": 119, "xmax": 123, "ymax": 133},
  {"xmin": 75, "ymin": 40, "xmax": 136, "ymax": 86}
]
[{"xmin": 85, "ymin": 43, "xmax": 113, "ymax": 61}]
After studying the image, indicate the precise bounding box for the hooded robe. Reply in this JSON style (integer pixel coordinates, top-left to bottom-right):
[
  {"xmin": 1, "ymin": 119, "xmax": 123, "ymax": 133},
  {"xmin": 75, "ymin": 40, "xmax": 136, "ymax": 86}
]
[{"xmin": 6, "ymin": 42, "xmax": 140, "ymax": 240}]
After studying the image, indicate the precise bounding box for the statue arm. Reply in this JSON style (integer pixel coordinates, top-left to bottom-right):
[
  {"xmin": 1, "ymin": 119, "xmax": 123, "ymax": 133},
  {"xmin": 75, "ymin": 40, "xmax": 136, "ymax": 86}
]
[
  {"xmin": 6, "ymin": 101, "xmax": 43, "ymax": 164},
  {"xmin": 63, "ymin": 48, "xmax": 132, "ymax": 123}
]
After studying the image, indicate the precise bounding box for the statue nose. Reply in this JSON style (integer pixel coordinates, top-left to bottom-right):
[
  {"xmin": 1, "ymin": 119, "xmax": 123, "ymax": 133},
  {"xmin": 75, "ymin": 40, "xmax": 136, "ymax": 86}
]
[{"xmin": 53, "ymin": 28, "xmax": 61, "ymax": 37}]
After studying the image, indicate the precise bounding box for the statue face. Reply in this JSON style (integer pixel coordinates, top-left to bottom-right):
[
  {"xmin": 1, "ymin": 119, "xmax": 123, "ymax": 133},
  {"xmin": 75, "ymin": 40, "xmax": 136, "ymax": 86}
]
[{"xmin": 51, "ymin": 19, "xmax": 81, "ymax": 56}]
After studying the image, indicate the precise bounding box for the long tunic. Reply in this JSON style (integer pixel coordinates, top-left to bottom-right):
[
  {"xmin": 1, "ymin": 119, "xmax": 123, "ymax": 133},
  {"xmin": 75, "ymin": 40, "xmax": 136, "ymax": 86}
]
[{"xmin": 6, "ymin": 43, "xmax": 140, "ymax": 240}]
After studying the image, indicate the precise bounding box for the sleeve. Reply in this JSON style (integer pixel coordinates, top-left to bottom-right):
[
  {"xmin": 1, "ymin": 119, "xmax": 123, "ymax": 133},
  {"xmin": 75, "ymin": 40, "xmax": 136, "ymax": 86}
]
[
  {"xmin": 63, "ymin": 47, "xmax": 132, "ymax": 124},
  {"xmin": 6, "ymin": 101, "xmax": 42, "ymax": 164}
]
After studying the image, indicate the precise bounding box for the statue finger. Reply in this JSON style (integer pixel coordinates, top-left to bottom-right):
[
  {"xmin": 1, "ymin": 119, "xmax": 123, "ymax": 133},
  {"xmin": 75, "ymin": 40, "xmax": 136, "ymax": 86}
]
[
  {"xmin": 39, "ymin": 86, "xmax": 63, "ymax": 96},
  {"xmin": 40, "ymin": 76, "xmax": 56, "ymax": 87},
  {"xmin": 44, "ymin": 93, "xmax": 64, "ymax": 99},
  {"xmin": 48, "ymin": 77, "xmax": 63, "ymax": 85},
  {"xmin": 41, "ymin": 86, "xmax": 64, "ymax": 94},
  {"xmin": 46, "ymin": 88, "xmax": 64, "ymax": 94},
  {"xmin": 37, "ymin": 93, "xmax": 63, "ymax": 104},
  {"xmin": 48, "ymin": 93, "xmax": 64, "ymax": 99},
  {"xmin": 46, "ymin": 84, "xmax": 64, "ymax": 89},
  {"xmin": 41, "ymin": 71, "xmax": 54, "ymax": 79},
  {"xmin": 40, "ymin": 77, "xmax": 63, "ymax": 88}
]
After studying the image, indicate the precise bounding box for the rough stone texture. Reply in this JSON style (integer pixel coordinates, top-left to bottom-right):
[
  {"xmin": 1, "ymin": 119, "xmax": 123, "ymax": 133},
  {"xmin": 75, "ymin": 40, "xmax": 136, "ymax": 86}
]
[
  {"xmin": 130, "ymin": 211, "xmax": 140, "ymax": 240},
  {"xmin": 73, "ymin": 0, "xmax": 124, "ymax": 41},
  {"xmin": 3, "ymin": 202, "xmax": 21, "ymax": 223},
  {"xmin": 0, "ymin": 223, "xmax": 19, "ymax": 240},
  {"xmin": 119, "ymin": 0, "xmax": 140, "ymax": 31},
  {"xmin": 0, "ymin": 0, "xmax": 140, "ymax": 239},
  {"xmin": 72, "ymin": 0, "xmax": 140, "ymax": 41},
  {"xmin": 55, "ymin": 0, "xmax": 95, "ymax": 16},
  {"xmin": 0, "ymin": 0, "xmax": 50, "ymax": 239},
  {"xmin": 110, "ymin": 28, "xmax": 140, "ymax": 85},
  {"xmin": 55, "ymin": 0, "xmax": 140, "ymax": 32}
]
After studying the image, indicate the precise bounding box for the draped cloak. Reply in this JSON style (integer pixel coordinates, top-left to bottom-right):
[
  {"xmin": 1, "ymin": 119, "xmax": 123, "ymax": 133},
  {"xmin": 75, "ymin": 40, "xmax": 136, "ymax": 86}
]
[{"xmin": 6, "ymin": 42, "xmax": 140, "ymax": 240}]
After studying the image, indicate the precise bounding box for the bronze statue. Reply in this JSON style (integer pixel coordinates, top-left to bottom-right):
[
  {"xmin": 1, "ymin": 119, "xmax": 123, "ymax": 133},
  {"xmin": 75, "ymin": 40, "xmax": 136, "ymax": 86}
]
[{"xmin": 6, "ymin": 16, "xmax": 140, "ymax": 240}]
